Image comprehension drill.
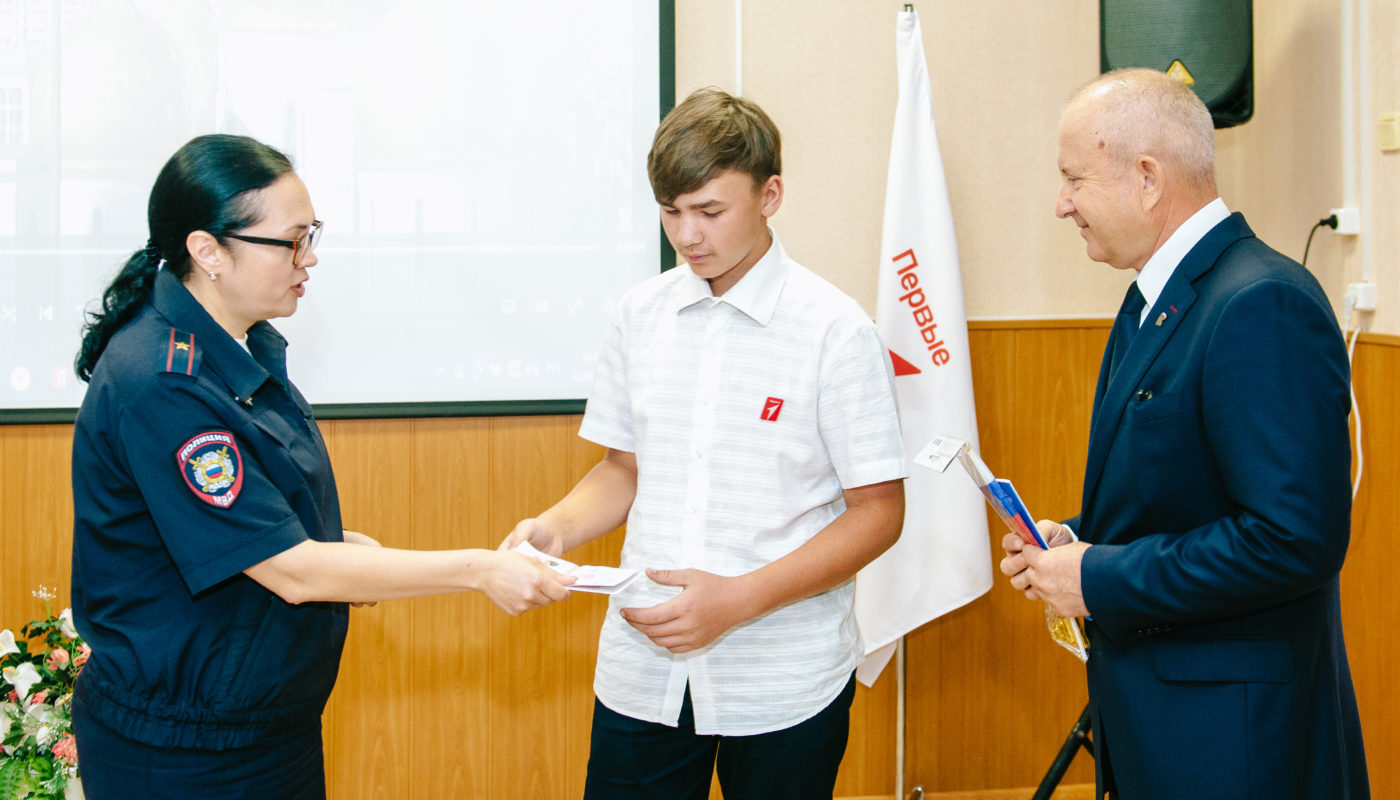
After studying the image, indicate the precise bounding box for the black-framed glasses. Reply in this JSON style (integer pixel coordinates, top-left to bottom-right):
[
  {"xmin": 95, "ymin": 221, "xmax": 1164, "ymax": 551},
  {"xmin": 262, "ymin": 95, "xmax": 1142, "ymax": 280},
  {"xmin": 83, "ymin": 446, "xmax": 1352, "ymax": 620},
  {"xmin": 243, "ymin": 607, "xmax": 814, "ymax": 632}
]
[{"xmin": 226, "ymin": 220, "xmax": 323, "ymax": 267}]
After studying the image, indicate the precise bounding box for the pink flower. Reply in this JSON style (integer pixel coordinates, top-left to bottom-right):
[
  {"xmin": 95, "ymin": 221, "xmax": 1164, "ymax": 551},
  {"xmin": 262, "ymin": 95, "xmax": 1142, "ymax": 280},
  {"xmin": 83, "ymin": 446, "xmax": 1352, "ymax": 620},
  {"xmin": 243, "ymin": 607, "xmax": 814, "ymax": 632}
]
[
  {"xmin": 73, "ymin": 644, "xmax": 91, "ymax": 670},
  {"xmin": 52, "ymin": 733, "xmax": 78, "ymax": 766},
  {"xmin": 46, "ymin": 648, "xmax": 70, "ymax": 670},
  {"xmin": 28, "ymin": 689, "xmax": 49, "ymax": 706}
]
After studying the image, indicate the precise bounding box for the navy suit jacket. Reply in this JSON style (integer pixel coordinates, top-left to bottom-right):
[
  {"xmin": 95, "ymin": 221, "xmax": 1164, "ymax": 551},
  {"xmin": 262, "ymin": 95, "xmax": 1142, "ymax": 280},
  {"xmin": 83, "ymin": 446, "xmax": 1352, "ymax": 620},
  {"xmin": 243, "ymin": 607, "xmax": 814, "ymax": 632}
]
[{"xmin": 1069, "ymin": 214, "xmax": 1368, "ymax": 799}]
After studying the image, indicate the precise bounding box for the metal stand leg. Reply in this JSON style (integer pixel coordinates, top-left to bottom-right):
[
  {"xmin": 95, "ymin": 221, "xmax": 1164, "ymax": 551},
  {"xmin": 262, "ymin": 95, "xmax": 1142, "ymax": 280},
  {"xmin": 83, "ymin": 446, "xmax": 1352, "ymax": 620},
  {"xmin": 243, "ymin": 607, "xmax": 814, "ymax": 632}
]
[{"xmin": 1031, "ymin": 704, "xmax": 1093, "ymax": 800}]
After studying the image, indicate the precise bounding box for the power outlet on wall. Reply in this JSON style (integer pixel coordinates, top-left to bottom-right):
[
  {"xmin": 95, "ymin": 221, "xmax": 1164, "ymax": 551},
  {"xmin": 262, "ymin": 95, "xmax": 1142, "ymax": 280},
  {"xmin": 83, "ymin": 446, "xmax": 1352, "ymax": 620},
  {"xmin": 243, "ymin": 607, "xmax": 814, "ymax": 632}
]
[
  {"xmin": 1347, "ymin": 282, "xmax": 1377, "ymax": 312},
  {"xmin": 1330, "ymin": 208, "xmax": 1361, "ymax": 236}
]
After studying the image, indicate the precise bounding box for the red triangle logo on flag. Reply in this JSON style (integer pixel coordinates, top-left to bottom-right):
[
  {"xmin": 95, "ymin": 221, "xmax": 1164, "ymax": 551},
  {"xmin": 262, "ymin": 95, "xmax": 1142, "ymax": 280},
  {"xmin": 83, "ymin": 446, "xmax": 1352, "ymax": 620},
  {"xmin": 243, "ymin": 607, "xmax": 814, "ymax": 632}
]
[{"xmin": 889, "ymin": 349, "xmax": 922, "ymax": 377}]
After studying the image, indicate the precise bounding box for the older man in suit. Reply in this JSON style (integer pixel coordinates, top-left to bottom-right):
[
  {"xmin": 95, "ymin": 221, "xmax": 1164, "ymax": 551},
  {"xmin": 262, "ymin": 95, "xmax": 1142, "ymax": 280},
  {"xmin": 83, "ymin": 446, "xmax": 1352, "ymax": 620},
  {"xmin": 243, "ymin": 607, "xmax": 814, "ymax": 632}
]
[{"xmin": 1000, "ymin": 68, "xmax": 1369, "ymax": 799}]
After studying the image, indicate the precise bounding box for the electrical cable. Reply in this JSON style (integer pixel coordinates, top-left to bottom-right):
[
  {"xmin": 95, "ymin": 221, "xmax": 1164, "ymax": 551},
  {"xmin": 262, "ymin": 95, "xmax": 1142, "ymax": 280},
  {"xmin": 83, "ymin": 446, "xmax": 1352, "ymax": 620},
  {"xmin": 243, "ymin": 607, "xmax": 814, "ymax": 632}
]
[
  {"xmin": 1347, "ymin": 324, "xmax": 1363, "ymax": 500},
  {"xmin": 1304, "ymin": 213, "xmax": 1363, "ymax": 500},
  {"xmin": 1301, "ymin": 215, "xmax": 1337, "ymax": 268}
]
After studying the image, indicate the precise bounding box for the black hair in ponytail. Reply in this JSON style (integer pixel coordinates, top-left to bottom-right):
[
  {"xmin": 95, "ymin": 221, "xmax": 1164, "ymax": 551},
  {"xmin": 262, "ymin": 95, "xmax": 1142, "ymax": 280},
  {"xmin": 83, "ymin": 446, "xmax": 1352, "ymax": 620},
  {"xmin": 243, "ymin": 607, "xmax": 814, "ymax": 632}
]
[{"xmin": 74, "ymin": 134, "xmax": 293, "ymax": 381}]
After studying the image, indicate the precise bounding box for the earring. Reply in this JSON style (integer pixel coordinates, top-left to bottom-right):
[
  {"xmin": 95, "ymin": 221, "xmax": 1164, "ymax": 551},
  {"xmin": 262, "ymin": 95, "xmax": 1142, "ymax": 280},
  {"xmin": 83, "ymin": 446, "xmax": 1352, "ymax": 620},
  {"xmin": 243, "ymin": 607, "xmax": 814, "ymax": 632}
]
[{"xmin": 206, "ymin": 271, "xmax": 218, "ymax": 281}]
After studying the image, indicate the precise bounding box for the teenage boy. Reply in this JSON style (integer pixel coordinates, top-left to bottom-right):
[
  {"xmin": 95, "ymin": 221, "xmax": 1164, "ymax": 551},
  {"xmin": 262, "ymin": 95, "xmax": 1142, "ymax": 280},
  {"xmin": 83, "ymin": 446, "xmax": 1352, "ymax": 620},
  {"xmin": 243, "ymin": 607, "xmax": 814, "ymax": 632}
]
[{"xmin": 505, "ymin": 87, "xmax": 906, "ymax": 799}]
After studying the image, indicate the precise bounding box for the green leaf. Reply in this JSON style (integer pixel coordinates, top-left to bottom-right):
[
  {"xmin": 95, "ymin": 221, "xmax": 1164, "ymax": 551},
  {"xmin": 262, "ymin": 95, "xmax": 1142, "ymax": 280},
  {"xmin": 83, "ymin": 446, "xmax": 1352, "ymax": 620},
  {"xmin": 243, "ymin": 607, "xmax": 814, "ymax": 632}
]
[
  {"xmin": 0, "ymin": 756, "xmax": 38, "ymax": 798},
  {"xmin": 27, "ymin": 756, "xmax": 54, "ymax": 782}
]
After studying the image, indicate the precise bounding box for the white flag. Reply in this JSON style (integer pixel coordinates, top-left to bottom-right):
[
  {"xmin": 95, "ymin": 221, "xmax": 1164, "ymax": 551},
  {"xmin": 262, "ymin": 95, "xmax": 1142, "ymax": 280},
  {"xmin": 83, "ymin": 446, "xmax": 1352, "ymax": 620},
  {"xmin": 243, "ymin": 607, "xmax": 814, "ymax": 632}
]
[{"xmin": 854, "ymin": 9, "xmax": 992, "ymax": 687}]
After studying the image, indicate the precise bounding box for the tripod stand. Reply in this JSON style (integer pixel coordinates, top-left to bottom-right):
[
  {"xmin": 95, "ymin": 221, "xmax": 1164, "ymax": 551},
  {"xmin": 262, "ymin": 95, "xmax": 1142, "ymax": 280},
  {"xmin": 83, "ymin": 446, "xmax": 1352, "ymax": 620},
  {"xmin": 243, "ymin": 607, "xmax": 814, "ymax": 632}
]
[
  {"xmin": 900, "ymin": 704, "xmax": 1092, "ymax": 800},
  {"xmin": 1031, "ymin": 703, "xmax": 1094, "ymax": 800}
]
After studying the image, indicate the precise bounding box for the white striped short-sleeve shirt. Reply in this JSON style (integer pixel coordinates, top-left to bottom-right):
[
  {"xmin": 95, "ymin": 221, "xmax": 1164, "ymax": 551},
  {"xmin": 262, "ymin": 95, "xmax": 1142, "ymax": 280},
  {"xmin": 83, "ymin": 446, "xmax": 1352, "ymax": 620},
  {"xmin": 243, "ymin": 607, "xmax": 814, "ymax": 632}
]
[{"xmin": 579, "ymin": 231, "xmax": 907, "ymax": 736}]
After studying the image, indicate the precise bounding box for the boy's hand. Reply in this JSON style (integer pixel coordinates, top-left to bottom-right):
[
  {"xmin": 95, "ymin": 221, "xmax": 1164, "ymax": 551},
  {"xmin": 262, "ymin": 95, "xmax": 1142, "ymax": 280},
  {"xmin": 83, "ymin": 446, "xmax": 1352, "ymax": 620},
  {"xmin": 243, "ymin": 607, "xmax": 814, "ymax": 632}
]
[
  {"xmin": 501, "ymin": 517, "xmax": 565, "ymax": 557},
  {"xmin": 620, "ymin": 568, "xmax": 752, "ymax": 653}
]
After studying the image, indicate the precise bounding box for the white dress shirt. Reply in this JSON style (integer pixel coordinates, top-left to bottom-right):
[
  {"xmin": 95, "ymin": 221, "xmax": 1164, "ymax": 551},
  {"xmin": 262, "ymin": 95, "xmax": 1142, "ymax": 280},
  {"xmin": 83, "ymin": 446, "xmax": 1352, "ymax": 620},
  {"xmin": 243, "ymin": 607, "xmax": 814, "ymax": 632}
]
[
  {"xmin": 579, "ymin": 230, "xmax": 907, "ymax": 735},
  {"xmin": 1133, "ymin": 198, "xmax": 1230, "ymax": 326}
]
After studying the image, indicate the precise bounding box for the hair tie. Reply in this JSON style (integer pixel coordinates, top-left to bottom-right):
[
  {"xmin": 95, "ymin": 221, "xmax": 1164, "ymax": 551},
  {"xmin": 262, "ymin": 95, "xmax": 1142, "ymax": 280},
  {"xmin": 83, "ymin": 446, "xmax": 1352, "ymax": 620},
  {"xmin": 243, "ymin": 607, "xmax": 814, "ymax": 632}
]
[{"xmin": 143, "ymin": 239, "xmax": 166, "ymax": 271}]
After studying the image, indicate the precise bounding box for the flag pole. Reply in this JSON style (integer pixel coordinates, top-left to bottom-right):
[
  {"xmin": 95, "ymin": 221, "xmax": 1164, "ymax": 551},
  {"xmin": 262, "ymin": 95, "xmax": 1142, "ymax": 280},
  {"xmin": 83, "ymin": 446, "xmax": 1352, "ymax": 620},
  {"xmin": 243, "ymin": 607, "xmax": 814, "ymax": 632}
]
[
  {"xmin": 896, "ymin": 635, "xmax": 905, "ymax": 795},
  {"xmin": 897, "ymin": 8, "xmax": 911, "ymax": 798}
]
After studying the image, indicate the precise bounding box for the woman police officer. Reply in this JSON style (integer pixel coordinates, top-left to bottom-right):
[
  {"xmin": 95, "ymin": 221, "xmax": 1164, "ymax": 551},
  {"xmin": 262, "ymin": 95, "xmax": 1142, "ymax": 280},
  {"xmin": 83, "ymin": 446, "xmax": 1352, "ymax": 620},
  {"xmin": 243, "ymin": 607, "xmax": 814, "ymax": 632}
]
[{"xmin": 68, "ymin": 134, "xmax": 571, "ymax": 799}]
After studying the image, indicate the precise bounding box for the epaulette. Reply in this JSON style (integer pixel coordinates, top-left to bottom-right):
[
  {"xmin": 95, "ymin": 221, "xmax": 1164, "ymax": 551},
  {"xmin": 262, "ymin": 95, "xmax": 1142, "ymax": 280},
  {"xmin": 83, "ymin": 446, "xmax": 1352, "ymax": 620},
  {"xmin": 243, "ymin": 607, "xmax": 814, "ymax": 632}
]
[{"xmin": 160, "ymin": 328, "xmax": 203, "ymax": 377}]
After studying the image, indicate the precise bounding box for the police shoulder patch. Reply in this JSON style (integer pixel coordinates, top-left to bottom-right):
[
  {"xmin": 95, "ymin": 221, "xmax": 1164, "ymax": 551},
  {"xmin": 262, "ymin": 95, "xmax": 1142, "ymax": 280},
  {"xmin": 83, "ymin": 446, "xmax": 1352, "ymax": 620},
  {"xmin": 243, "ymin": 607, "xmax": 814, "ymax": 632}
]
[
  {"xmin": 161, "ymin": 329, "xmax": 202, "ymax": 376},
  {"xmin": 177, "ymin": 431, "xmax": 243, "ymax": 508}
]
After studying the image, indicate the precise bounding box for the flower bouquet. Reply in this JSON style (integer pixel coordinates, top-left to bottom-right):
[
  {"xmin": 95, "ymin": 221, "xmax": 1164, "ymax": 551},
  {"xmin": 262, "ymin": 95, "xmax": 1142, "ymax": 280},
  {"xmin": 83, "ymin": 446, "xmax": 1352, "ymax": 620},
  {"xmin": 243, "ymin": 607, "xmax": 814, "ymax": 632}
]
[{"xmin": 1, "ymin": 587, "xmax": 88, "ymax": 800}]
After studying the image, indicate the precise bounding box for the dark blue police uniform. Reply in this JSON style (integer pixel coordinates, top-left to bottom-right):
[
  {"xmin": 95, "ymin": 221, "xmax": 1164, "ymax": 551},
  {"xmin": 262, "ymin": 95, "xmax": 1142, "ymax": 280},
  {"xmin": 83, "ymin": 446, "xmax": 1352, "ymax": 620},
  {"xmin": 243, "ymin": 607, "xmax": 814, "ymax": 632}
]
[{"xmin": 70, "ymin": 268, "xmax": 348, "ymax": 799}]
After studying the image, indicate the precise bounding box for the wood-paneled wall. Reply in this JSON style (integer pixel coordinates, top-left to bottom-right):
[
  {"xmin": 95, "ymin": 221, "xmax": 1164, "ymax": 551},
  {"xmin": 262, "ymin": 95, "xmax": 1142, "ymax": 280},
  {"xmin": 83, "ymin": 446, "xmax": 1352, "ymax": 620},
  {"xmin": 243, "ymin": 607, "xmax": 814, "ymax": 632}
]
[
  {"xmin": 2, "ymin": 323, "xmax": 1394, "ymax": 798},
  {"xmin": 905, "ymin": 321, "xmax": 1109, "ymax": 794}
]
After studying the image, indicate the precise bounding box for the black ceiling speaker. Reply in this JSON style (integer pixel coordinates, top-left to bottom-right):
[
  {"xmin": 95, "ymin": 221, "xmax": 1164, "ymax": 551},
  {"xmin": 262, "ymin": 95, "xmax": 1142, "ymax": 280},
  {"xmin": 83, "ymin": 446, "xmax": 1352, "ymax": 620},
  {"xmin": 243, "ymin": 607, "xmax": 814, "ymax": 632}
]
[{"xmin": 1100, "ymin": 0, "xmax": 1253, "ymax": 128}]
